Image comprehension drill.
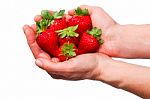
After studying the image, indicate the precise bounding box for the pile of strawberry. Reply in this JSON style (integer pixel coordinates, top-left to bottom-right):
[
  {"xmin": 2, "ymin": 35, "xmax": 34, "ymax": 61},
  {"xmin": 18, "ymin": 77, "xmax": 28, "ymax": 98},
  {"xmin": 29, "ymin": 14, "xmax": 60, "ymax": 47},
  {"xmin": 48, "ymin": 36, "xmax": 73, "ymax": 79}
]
[{"xmin": 36, "ymin": 7, "xmax": 103, "ymax": 62}]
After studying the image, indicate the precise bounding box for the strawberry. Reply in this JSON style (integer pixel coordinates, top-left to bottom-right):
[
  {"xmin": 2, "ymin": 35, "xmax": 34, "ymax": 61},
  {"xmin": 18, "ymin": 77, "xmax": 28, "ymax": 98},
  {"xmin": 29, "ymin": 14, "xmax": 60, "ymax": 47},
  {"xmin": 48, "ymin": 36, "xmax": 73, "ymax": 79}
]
[
  {"xmin": 67, "ymin": 7, "xmax": 92, "ymax": 36},
  {"xmin": 36, "ymin": 29, "xmax": 58, "ymax": 56},
  {"xmin": 41, "ymin": 10, "xmax": 67, "ymax": 31},
  {"xmin": 78, "ymin": 27, "xmax": 103, "ymax": 54},
  {"xmin": 36, "ymin": 10, "xmax": 67, "ymax": 56},
  {"xmin": 56, "ymin": 42, "xmax": 78, "ymax": 62},
  {"xmin": 56, "ymin": 25, "xmax": 79, "ymax": 45}
]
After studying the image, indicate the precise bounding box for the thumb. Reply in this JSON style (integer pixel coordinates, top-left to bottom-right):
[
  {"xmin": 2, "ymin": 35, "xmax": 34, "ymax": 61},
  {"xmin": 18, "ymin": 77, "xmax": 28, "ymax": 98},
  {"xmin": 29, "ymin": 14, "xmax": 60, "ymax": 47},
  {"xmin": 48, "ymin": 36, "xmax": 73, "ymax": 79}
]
[
  {"xmin": 35, "ymin": 58, "xmax": 56, "ymax": 71},
  {"xmin": 35, "ymin": 58, "xmax": 68, "ymax": 72}
]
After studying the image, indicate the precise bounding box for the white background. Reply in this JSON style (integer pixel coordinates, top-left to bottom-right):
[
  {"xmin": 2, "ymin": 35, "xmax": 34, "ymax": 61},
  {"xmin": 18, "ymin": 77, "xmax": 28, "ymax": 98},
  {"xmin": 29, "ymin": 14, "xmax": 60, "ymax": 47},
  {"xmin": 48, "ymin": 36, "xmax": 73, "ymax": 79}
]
[{"xmin": 0, "ymin": 0, "xmax": 150, "ymax": 99}]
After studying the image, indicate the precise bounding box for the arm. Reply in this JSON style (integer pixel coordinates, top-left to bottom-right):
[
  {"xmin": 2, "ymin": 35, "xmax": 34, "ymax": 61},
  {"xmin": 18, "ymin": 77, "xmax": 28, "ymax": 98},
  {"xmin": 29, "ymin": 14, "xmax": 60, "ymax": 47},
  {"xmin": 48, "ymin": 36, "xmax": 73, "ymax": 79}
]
[
  {"xmin": 98, "ymin": 59, "xmax": 150, "ymax": 99},
  {"xmin": 23, "ymin": 24, "xmax": 150, "ymax": 98},
  {"xmin": 34, "ymin": 52, "xmax": 150, "ymax": 99},
  {"xmin": 72, "ymin": 5, "xmax": 150, "ymax": 58},
  {"xmin": 33, "ymin": 5, "xmax": 150, "ymax": 58},
  {"xmin": 23, "ymin": 5, "xmax": 150, "ymax": 98},
  {"xmin": 108, "ymin": 24, "xmax": 150, "ymax": 58}
]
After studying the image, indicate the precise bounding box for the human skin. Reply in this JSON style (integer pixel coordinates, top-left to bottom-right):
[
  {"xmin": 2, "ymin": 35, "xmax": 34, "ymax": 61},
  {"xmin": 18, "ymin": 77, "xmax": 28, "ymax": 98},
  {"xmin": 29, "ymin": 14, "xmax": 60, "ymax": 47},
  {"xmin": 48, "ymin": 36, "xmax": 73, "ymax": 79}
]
[
  {"xmin": 23, "ymin": 5, "xmax": 150, "ymax": 99},
  {"xmin": 68, "ymin": 5, "xmax": 150, "ymax": 58}
]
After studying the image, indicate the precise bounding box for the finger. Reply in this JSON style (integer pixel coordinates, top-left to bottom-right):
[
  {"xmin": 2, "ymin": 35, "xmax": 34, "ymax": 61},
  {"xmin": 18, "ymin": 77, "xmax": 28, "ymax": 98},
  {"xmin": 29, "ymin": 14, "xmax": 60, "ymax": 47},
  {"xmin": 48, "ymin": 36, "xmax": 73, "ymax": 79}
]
[
  {"xmin": 23, "ymin": 25, "xmax": 36, "ymax": 45},
  {"xmin": 49, "ymin": 10, "xmax": 54, "ymax": 15},
  {"xmin": 23, "ymin": 25, "xmax": 51, "ymax": 59},
  {"xmin": 51, "ymin": 58, "xmax": 60, "ymax": 63},
  {"xmin": 34, "ymin": 15, "xmax": 42, "ymax": 22},
  {"xmin": 64, "ymin": 14, "xmax": 72, "ymax": 21},
  {"xmin": 35, "ymin": 58, "xmax": 72, "ymax": 73},
  {"xmin": 49, "ymin": 73, "xmax": 65, "ymax": 79},
  {"xmin": 31, "ymin": 24, "xmax": 37, "ymax": 32},
  {"xmin": 68, "ymin": 9, "xmax": 75, "ymax": 16},
  {"xmin": 49, "ymin": 73, "xmax": 80, "ymax": 81}
]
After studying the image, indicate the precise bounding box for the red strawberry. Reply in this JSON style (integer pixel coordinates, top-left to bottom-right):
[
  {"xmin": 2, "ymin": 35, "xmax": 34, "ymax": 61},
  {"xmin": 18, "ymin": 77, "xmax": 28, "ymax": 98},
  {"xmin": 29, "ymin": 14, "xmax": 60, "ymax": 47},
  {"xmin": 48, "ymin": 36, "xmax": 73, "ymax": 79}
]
[
  {"xmin": 36, "ymin": 10, "xmax": 67, "ymax": 56},
  {"xmin": 56, "ymin": 42, "xmax": 78, "ymax": 62},
  {"xmin": 41, "ymin": 10, "xmax": 67, "ymax": 31},
  {"xmin": 78, "ymin": 27, "xmax": 103, "ymax": 54},
  {"xmin": 49, "ymin": 18, "xmax": 67, "ymax": 31},
  {"xmin": 36, "ymin": 29, "xmax": 58, "ymax": 57},
  {"xmin": 36, "ymin": 16, "xmax": 59, "ymax": 56},
  {"xmin": 56, "ymin": 25, "xmax": 79, "ymax": 45},
  {"xmin": 67, "ymin": 7, "xmax": 92, "ymax": 36}
]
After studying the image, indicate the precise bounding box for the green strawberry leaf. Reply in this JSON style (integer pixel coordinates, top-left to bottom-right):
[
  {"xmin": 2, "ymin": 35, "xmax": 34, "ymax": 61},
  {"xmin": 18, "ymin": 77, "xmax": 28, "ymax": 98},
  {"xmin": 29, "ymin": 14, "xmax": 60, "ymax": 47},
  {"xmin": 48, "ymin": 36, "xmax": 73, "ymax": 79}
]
[
  {"xmin": 36, "ymin": 19, "xmax": 51, "ymax": 37},
  {"xmin": 69, "ymin": 51, "xmax": 76, "ymax": 57},
  {"xmin": 87, "ymin": 27, "xmax": 103, "ymax": 45},
  {"xmin": 62, "ymin": 43, "xmax": 76, "ymax": 59},
  {"xmin": 41, "ymin": 10, "xmax": 54, "ymax": 20},
  {"xmin": 69, "ymin": 25, "xmax": 78, "ymax": 31},
  {"xmin": 75, "ymin": 7, "xmax": 89, "ymax": 16},
  {"xmin": 99, "ymin": 39, "xmax": 104, "ymax": 44},
  {"xmin": 53, "ymin": 10, "xmax": 65, "ymax": 19},
  {"xmin": 60, "ymin": 32, "xmax": 67, "ymax": 38},
  {"xmin": 36, "ymin": 9, "xmax": 65, "ymax": 38},
  {"xmin": 56, "ymin": 25, "xmax": 79, "ymax": 38}
]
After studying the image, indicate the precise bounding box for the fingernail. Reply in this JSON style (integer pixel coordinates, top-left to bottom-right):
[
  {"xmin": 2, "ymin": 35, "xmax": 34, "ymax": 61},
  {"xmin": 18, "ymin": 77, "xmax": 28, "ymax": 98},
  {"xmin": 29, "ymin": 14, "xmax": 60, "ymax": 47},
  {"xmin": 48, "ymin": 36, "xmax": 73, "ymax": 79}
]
[
  {"xmin": 23, "ymin": 25, "xmax": 29, "ymax": 31},
  {"xmin": 35, "ymin": 59, "xmax": 43, "ymax": 67}
]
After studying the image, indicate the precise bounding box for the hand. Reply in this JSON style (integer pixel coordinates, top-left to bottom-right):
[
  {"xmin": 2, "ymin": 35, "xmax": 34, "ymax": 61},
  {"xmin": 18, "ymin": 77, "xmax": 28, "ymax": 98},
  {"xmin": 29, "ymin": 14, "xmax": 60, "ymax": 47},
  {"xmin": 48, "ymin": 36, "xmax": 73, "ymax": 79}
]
[
  {"xmin": 23, "ymin": 25, "xmax": 111, "ymax": 80},
  {"xmin": 33, "ymin": 6, "xmax": 120, "ymax": 57},
  {"xmin": 68, "ymin": 5, "xmax": 119, "ymax": 57},
  {"xmin": 23, "ymin": 10, "xmax": 62, "ymax": 61},
  {"xmin": 23, "ymin": 6, "xmax": 112, "ymax": 80},
  {"xmin": 35, "ymin": 53, "xmax": 111, "ymax": 80},
  {"xmin": 23, "ymin": 25, "xmax": 52, "ymax": 60}
]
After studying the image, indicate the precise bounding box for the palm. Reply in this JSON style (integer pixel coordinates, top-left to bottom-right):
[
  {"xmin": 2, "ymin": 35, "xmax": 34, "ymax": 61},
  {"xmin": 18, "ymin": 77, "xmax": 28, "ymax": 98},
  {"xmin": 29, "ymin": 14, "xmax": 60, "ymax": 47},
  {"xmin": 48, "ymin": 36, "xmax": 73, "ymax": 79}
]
[
  {"xmin": 23, "ymin": 25, "xmax": 51, "ymax": 60},
  {"xmin": 23, "ymin": 5, "xmax": 114, "ymax": 80},
  {"xmin": 37, "ymin": 53, "xmax": 109, "ymax": 80},
  {"xmin": 89, "ymin": 7, "xmax": 117, "ymax": 56},
  {"xmin": 68, "ymin": 5, "xmax": 118, "ymax": 56}
]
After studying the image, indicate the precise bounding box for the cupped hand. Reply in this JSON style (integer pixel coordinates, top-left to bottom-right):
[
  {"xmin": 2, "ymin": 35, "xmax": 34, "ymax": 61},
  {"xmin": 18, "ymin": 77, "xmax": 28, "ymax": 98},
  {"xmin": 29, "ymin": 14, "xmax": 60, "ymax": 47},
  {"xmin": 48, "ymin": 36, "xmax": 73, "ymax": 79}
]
[
  {"xmin": 23, "ymin": 7, "xmax": 113, "ymax": 80},
  {"xmin": 23, "ymin": 25, "xmax": 51, "ymax": 59},
  {"xmin": 33, "ymin": 6, "xmax": 119, "ymax": 57},
  {"xmin": 68, "ymin": 5, "xmax": 119, "ymax": 57},
  {"xmin": 35, "ymin": 53, "xmax": 110, "ymax": 80}
]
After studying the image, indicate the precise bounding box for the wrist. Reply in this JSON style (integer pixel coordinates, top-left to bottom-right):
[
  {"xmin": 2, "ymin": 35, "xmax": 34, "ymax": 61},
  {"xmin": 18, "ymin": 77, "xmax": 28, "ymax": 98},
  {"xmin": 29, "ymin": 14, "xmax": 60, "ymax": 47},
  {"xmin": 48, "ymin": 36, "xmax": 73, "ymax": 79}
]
[
  {"xmin": 96, "ymin": 59, "xmax": 123, "ymax": 88},
  {"xmin": 93, "ymin": 54, "xmax": 114, "ymax": 81}
]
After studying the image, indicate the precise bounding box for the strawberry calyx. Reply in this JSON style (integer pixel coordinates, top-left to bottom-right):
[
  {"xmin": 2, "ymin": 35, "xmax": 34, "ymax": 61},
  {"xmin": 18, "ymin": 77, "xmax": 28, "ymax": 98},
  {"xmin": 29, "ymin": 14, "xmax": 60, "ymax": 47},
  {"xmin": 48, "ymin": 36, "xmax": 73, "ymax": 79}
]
[
  {"xmin": 36, "ymin": 10, "xmax": 65, "ymax": 37},
  {"xmin": 87, "ymin": 27, "xmax": 103, "ymax": 44},
  {"xmin": 53, "ymin": 10, "xmax": 65, "ymax": 19},
  {"xmin": 41, "ymin": 10, "xmax": 54, "ymax": 20},
  {"xmin": 36, "ymin": 19, "xmax": 51, "ymax": 37},
  {"xmin": 75, "ymin": 7, "xmax": 89, "ymax": 16},
  {"xmin": 41, "ymin": 9, "xmax": 65, "ymax": 25},
  {"xmin": 60, "ymin": 42, "xmax": 77, "ymax": 60},
  {"xmin": 56, "ymin": 25, "xmax": 79, "ymax": 38}
]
